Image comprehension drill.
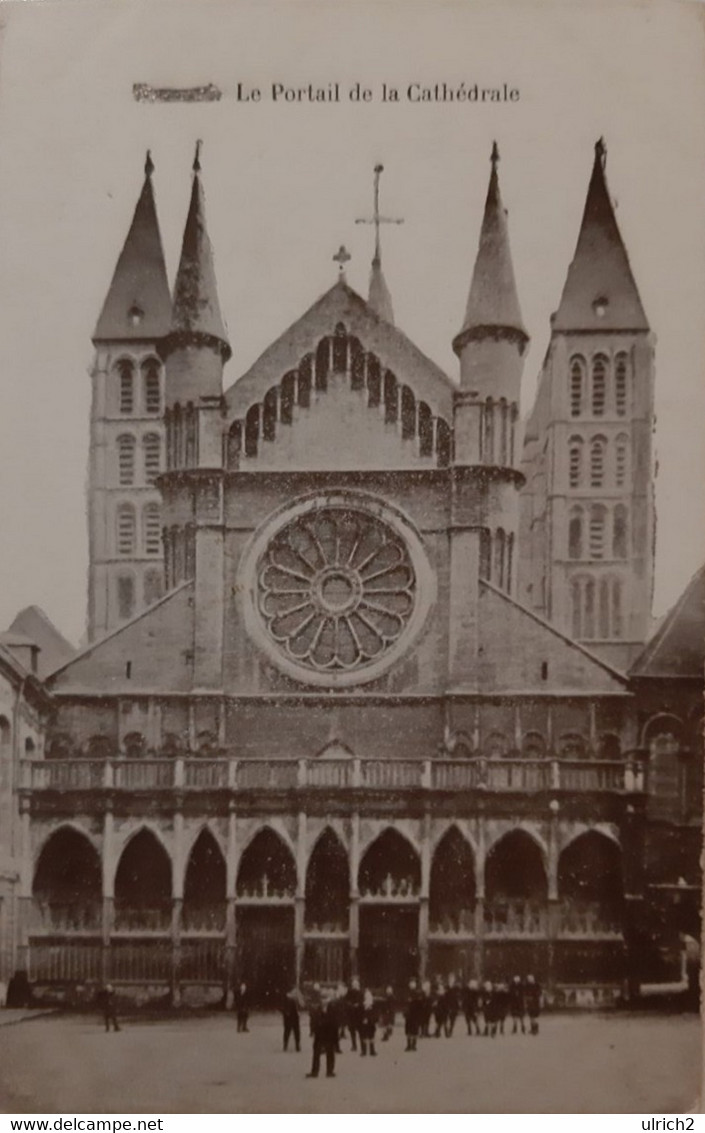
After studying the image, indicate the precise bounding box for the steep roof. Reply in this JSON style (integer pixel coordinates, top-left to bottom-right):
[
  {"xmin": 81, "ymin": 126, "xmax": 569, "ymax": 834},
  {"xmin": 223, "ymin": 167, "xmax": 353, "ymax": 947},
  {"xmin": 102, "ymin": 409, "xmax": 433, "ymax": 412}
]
[
  {"xmin": 552, "ymin": 139, "xmax": 649, "ymax": 333},
  {"xmin": 453, "ymin": 142, "xmax": 527, "ymax": 356},
  {"xmin": 168, "ymin": 146, "xmax": 230, "ymax": 357},
  {"xmin": 8, "ymin": 606, "xmax": 75, "ymax": 678},
  {"xmin": 93, "ymin": 153, "xmax": 172, "ymax": 343},
  {"xmin": 225, "ymin": 278, "xmax": 454, "ymax": 421},
  {"xmin": 630, "ymin": 564, "xmax": 705, "ymax": 679}
]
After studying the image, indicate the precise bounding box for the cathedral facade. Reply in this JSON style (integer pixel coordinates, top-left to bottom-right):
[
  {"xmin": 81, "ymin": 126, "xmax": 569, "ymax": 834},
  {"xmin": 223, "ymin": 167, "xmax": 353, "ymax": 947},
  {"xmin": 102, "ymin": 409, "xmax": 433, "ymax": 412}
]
[{"xmin": 17, "ymin": 141, "xmax": 701, "ymax": 1005}]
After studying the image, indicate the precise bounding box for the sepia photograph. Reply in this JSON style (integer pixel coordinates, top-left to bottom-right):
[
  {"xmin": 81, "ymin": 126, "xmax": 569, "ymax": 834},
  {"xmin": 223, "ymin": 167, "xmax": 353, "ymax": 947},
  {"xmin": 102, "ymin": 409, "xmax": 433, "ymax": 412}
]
[{"xmin": 0, "ymin": 0, "xmax": 702, "ymax": 1115}]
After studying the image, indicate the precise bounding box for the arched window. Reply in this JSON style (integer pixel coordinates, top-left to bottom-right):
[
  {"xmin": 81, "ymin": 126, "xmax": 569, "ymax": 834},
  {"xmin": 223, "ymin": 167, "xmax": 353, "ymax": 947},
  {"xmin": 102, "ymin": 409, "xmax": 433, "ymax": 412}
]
[
  {"xmin": 116, "ymin": 504, "xmax": 136, "ymax": 556},
  {"xmin": 142, "ymin": 359, "xmax": 161, "ymax": 414},
  {"xmin": 366, "ymin": 354, "xmax": 381, "ymax": 408},
  {"xmin": 315, "ymin": 338, "xmax": 329, "ymax": 392},
  {"xmin": 418, "ymin": 402, "xmax": 433, "ymax": 458},
  {"xmin": 568, "ymin": 506, "xmax": 583, "ymax": 559},
  {"xmin": 615, "ymin": 434, "xmax": 629, "ymax": 488},
  {"xmin": 479, "ymin": 529, "xmax": 491, "ymax": 580},
  {"xmin": 613, "ymin": 505, "xmax": 628, "ymax": 559},
  {"xmin": 117, "ymin": 574, "xmax": 135, "ymax": 620},
  {"xmin": 615, "ymin": 354, "xmax": 628, "ymax": 417},
  {"xmin": 143, "ymin": 504, "xmax": 161, "ymax": 556},
  {"xmin": 499, "ymin": 400, "xmax": 509, "ymax": 464},
  {"xmin": 522, "ymin": 731, "xmax": 546, "ymax": 758},
  {"xmin": 280, "ymin": 372, "xmax": 296, "ymax": 425},
  {"xmin": 117, "ymin": 435, "xmax": 136, "ymax": 486},
  {"xmin": 568, "ymin": 436, "xmax": 583, "ymax": 488},
  {"xmin": 571, "ymin": 577, "xmax": 582, "ymax": 638},
  {"xmin": 590, "ymin": 436, "xmax": 606, "ymax": 488},
  {"xmin": 144, "ymin": 569, "xmax": 163, "ymax": 606},
  {"xmin": 117, "ymin": 359, "xmax": 134, "ymax": 414},
  {"xmin": 494, "ymin": 528, "xmax": 506, "ymax": 588},
  {"xmin": 506, "ymin": 532, "xmax": 514, "ymax": 593},
  {"xmin": 124, "ymin": 731, "xmax": 146, "ymax": 758},
  {"xmin": 401, "ymin": 386, "xmax": 416, "ymax": 441},
  {"xmin": 588, "ymin": 504, "xmax": 607, "ymax": 559},
  {"xmin": 244, "ymin": 405, "xmax": 260, "ymax": 458},
  {"xmin": 483, "ymin": 399, "xmax": 494, "ymax": 463},
  {"xmin": 262, "ymin": 388, "xmax": 278, "ymax": 442},
  {"xmin": 333, "ymin": 323, "xmax": 348, "ymax": 372},
  {"xmin": 570, "ymin": 356, "xmax": 585, "ymax": 417},
  {"xmin": 483, "ymin": 731, "xmax": 510, "ymax": 759},
  {"xmin": 598, "ymin": 578, "xmax": 610, "ymax": 638},
  {"xmin": 591, "ymin": 354, "xmax": 608, "ymax": 417},
  {"xmin": 384, "ymin": 371, "xmax": 398, "ymax": 426},
  {"xmin": 559, "ymin": 733, "xmax": 587, "ymax": 759},
  {"xmin": 143, "ymin": 434, "xmax": 160, "ymax": 485},
  {"xmin": 584, "ymin": 576, "xmax": 596, "ymax": 638},
  {"xmin": 612, "ymin": 578, "xmax": 623, "ymax": 638},
  {"xmin": 24, "ymin": 737, "xmax": 35, "ymax": 756}
]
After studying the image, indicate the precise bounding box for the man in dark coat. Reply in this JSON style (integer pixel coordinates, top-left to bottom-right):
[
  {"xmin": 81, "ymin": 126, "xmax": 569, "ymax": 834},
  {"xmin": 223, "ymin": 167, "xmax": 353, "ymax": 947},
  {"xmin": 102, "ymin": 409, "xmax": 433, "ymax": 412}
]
[
  {"xmin": 281, "ymin": 987, "xmax": 302, "ymax": 1052},
  {"xmin": 495, "ymin": 981, "xmax": 510, "ymax": 1035},
  {"xmin": 462, "ymin": 979, "xmax": 481, "ymax": 1035},
  {"xmin": 306, "ymin": 993, "xmax": 338, "ymax": 1078},
  {"xmin": 379, "ymin": 985, "xmax": 396, "ymax": 1041},
  {"xmin": 233, "ymin": 982, "xmax": 250, "ymax": 1032},
  {"xmin": 345, "ymin": 978, "xmax": 363, "ymax": 1052},
  {"xmin": 419, "ymin": 979, "xmax": 433, "ymax": 1038},
  {"xmin": 482, "ymin": 981, "xmax": 496, "ymax": 1037},
  {"xmin": 509, "ymin": 975, "xmax": 525, "ymax": 1034},
  {"xmin": 432, "ymin": 980, "xmax": 448, "ymax": 1037},
  {"xmin": 404, "ymin": 978, "xmax": 423, "ymax": 1051},
  {"xmin": 524, "ymin": 974, "xmax": 542, "ymax": 1035},
  {"xmin": 97, "ymin": 983, "xmax": 120, "ymax": 1033},
  {"xmin": 358, "ymin": 989, "xmax": 378, "ymax": 1056},
  {"xmin": 444, "ymin": 974, "xmax": 461, "ymax": 1037}
]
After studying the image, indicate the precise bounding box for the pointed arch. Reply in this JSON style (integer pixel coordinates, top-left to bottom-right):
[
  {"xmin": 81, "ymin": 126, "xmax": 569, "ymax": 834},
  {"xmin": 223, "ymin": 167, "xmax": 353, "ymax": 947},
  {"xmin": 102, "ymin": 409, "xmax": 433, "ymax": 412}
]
[
  {"xmin": 558, "ymin": 830, "xmax": 623, "ymax": 907},
  {"xmin": 183, "ymin": 828, "xmax": 226, "ymax": 931},
  {"xmin": 358, "ymin": 827, "xmax": 421, "ymax": 897},
  {"xmin": 304, "ymin": 827, "xmax": 349, "ymax": 931},
  {"xmin": 236, "ymin": 826, "xmax": 296, "ymax": 898},
  {"xmin": 429, "ymin": 826, "xmax": 476, "ymax": 932},
  {"xmin": 485, "ymin": 829, "xmax": 548, "ymax": 901},
  {"xmin": 114, "ymin": 828, "xmax": 172, "ymax": 930},
  {"xmin": 569, "ymin": 355, "xmax": 585, "ymax": 417},
  {"xmin": 117, "ymin": 434, "xmax": 136, "ymax": 486},
  {"xmin": 33, "ymin": 826, "xmax": 102, "ymax": 931}
]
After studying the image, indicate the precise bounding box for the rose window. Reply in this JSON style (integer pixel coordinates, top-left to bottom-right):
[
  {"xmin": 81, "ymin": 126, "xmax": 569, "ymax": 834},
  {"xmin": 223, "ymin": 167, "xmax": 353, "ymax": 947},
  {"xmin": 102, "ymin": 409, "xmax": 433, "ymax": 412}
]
[{"xmin": 257, "ymin": 507, "xmax": 416, "ymax": 673}]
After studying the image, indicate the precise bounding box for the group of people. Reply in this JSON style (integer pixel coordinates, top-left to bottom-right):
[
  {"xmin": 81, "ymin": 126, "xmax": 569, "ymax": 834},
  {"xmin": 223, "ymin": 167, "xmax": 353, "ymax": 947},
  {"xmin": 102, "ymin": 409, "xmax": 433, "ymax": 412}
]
[
  {"xmin": 270, "ymin": 973, "xmax": 542, "ymax": 1079},
  {"xmin": 403, "ymin": 974, "xmax": 542, "ymax": 1049}
]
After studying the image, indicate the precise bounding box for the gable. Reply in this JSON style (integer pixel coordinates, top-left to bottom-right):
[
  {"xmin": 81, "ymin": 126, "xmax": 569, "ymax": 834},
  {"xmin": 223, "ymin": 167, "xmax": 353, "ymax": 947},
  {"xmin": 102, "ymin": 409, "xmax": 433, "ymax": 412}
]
[
  {"xmin": 477, "ymin": 581, "xmax": 628, "ymax": 694},
  {"xmin": 48, "ymin": 583, "xmax": 194, "ymax": 695},
  {"xmin": 630, "ymin": 564, "xmax": 705, "ymax": 679}
]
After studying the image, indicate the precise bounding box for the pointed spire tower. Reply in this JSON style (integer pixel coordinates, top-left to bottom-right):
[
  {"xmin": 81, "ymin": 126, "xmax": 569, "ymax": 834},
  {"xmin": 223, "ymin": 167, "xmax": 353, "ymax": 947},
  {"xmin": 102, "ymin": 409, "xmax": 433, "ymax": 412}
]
[
  {"xmin": 453, "ymin": 142, "xmax": 528, "ymax": 400},
  {"xmin": 87, "ymin": 152, "xmax": 170, "ymax": 641},
  {"xmin": 446, "ymin": 144, "xmax": 529, "ymax": 691},
  {"xmin": 517, "ymin": 138, "xmax": 655, "ymax": 669},
  {"xmin": 93, "ymin": 151, "xmax": 171, "ymax": 343},
  {"xmin": 159, "ymin": 143, "xmax": 230, "ymax": 691},
  {"xmin": 552, "ymin": 138, "xmax": 649, "ymax": 332}
]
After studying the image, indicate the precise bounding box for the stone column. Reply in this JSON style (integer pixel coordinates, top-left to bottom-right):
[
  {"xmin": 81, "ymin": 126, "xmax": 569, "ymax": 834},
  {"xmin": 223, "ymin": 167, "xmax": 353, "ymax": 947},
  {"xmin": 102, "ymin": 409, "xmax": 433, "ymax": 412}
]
[
  {"xmin": 474, "ymin": 816, "xmax": 486, "ymax": 981},
  {"xmin": 101, "ymin": 810, "xmax": 115, "ymax": 983},
  {"xmin": 16, "ymin": 803, "xmax": 32, "ymax": 973},
  {"xmin": 419, "ymin": 813, "xmax": 431, "ymax": 979},
  {"xmin": 546, "ymin": 806, "xmax": 561, "ymax": 992},
  {"xmin": 349, "ymin": 814, "xmax": 360, "ymax": 978},
  {"xmin": 171, "ymin": 811, "xmax": 185, "ymax": 1006},
  {"xmin": 295, "ymin": 812, "xmax": 307, "ymax": 986},
  {"xmin": 225, "ymin": 807, "xmax": 237, "ymax": 1008}
]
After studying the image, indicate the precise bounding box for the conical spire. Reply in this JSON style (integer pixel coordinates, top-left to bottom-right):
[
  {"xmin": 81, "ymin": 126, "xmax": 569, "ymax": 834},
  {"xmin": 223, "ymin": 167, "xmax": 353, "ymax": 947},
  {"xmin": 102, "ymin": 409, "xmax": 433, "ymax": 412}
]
[
  {"xmin": 552, "ymin": 138, "xmax": 649, "ymax": 332},
  {"xmin": 368, "ymin": 255, "xmax": 395, "ymax": 324},
  {"xmin": 453, "ymin": 142, "xmax": 528, "ymax": 357},
  {"xmin": 169, "ymin": 142, "xmax": 231, "ymax": 360},
  {"xmin": 93, "ymin": 151, "xmax": 171, "ymax": 342}
]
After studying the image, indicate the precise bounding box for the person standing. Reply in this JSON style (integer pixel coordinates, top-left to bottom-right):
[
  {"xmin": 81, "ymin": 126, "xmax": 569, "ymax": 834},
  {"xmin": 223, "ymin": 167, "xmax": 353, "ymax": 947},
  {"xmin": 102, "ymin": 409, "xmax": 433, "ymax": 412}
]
[
  {"xmin": 345, "ymin": 978, "xmax": 363, "ymax": 1052},
  {"xmin": 495, "ymin": 981, "xmax": 510, "ymax": 1035},
  {"xmin": 97, "ymin": 983, "xmax": 120, "ymax": 1033},
  {"xmin": 233, "ymin": 982, "xmax": 250, "ymax": 1032},
  {"xmin": 524, "ymin": 974, "xmax": 542, "ymax": 1035},
  {"xmin": 306, "ymin": 991, "xmax": 338, "ymax": 1078},
  {"xmin": 432, "ymin": 980, "xmax": 447, "ymax": 1038},
  {"xmin": 281, "ymin": 986, "xmax": 302, "ymax": 1052},
  {"xmin": 482, "ymin": 980, "xmax": 496, "ymax": 1037},
  {"xmin": 509, "ymin": 975, "xmax": 525, "ymax": 1034},
  {"xmin": 462, "ymin": 979, "xmax": 481, "ymax": 1036},
  {"xmin": 379, "ymin": 986, "xmax": 396, "ymax": 1041},
  {"xmin": 359, "ymin": 988, "xmax": 378, "ymax": 1056},
  {"xmin": 419, "ymin": 979, "xmax": 433, "ymax": 1038},
  {"xmin": 444, "ymin": 974, "xmax": 461, "ymax": 1037},
  {"xmin": 404, "ymin": 978, "xmax": 422, "ymax": 1052}
]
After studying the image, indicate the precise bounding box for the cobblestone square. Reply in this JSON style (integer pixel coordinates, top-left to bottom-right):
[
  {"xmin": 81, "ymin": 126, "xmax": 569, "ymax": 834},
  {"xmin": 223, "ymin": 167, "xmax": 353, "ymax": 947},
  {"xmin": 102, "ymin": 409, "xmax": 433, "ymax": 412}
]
[{"xmin": 0, "ymin": 1011, "xmax": 699, "ymax": 1114}]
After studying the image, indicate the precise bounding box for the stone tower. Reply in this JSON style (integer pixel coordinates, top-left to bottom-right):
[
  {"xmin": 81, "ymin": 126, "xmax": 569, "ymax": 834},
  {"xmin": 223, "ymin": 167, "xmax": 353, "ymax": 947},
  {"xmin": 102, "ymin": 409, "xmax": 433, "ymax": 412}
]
[
  {"xmin": 448, "ymin": 142, "xmax": 529, "ymax": 688},
  {"xmin": 88, "ymin": 153, "xmax": 171, "ymax": 641},
  {"xmin": 518, "ymin": 139, "xmax": 655, "ymax": 670},
  {"xmin": 160, "ymin": 144, "xmax": 231, "ymax": 691}
]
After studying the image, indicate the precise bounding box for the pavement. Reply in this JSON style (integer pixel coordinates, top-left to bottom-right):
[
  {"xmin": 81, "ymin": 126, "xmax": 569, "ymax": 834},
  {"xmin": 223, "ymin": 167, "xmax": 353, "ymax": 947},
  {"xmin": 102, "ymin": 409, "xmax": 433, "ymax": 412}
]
[
  {"xmin": 0, "ymin": 1008, "xmax": 57, "ymax": 1027},
  {"xmin": 0, "ymin": 1010, "xmax": 700, "ymax": 1114}
]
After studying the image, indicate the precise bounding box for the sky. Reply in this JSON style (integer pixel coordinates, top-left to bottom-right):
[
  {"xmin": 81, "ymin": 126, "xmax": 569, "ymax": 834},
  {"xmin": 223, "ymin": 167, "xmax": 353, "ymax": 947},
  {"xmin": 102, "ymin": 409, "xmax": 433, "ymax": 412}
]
[{"xmin": 0, "ymin": 0, "xmax": 703, "ymax": 645}]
